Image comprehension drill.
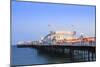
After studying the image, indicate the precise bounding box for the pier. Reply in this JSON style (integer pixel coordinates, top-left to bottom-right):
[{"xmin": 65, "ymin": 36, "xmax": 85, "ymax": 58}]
[
  {"xmin": 17, "ymin": 31, "xmax": 96, "ymax": 61},
  {"xmin": 17, "ymin": 44, "xmax": 96, "ymax": 61}
]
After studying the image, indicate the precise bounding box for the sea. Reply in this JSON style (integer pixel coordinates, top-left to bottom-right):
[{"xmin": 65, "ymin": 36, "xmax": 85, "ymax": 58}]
[{"xmin": 11, "ymin": 45, "xmax": 96, "ymax": 66}]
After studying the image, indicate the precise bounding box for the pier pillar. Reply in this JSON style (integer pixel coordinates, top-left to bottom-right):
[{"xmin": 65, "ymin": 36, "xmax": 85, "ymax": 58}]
[
  {"xmin": 88, "ymin": 50, "xmax": 91, "ymax": 61},
  {"xmin": 91, "ymin": 52, "xmax": 94, "ymax": 61},
  {"xmin": 69, "ymin": 48, "xmax": 74, "ymax": 61},
  {"xmin": 62, "ymin": 48, "xmax": 65, "ymax": 54}
]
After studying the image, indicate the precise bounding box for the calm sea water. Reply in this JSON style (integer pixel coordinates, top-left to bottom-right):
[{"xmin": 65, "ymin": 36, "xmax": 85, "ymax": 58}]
[{"xmin": 11, "ymin": 45, "xmax": 96, "ymax": 66}]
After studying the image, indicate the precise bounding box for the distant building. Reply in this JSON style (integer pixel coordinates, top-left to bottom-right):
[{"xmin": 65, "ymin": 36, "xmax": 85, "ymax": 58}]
[
  {"xmin": 42, "ymin": 31, "xmax": 76, "ymax": 44},
  {"xmin": 17, "ymin": 31, "xmax": 95, "ymax": 45},
  {"xmin": 40, "ymin": 31, "xmax": 96, "ymax": 45}
]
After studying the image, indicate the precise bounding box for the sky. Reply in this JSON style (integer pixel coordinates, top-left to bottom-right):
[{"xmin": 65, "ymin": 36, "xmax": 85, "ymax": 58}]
[{"xmin": 12, "ymin": 1, "xmax": 96, "ymax": 45}]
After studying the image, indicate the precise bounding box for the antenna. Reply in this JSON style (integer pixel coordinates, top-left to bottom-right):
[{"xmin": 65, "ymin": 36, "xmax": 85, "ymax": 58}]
[
  {"xmin": 48, "ymin": 24, "xmax": 55, "ymax": 32},
  {"xmin": 71, "ymin": 24, "xmax": 76, "ymax": 36}
]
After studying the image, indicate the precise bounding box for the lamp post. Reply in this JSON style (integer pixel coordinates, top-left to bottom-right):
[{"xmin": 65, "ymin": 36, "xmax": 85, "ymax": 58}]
[{"xmin": 80, "ymin": 33, "xmax": 84, "ymax": 46}]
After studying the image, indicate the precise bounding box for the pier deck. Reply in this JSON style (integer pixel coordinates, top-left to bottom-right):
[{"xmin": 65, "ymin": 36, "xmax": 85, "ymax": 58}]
[{"xmin": 17, "ymin": 44, "xmax": 95, "ymax": 53}]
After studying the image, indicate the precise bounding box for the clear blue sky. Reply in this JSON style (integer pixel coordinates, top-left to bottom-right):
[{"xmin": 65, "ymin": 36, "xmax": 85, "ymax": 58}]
[{"xmin": 12, "ymin": 1, "xmax": 95, "ymax": 45}]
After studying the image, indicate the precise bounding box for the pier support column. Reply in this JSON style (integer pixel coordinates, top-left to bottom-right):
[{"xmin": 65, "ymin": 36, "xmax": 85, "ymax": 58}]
[
  {"xmin": 87, "ymin": 50, "xmax": 90, "ymax": 61},
  {"xmin": 62, "ymin": 48, "xmax": 65, "ymax": 54},
  {"xmin": 69, "ymin": 48, "xmax": 74, "ymax": 61},
  {"xmin": 91, "ymin": 52, "xmax": 94, "ymax": 61}
]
